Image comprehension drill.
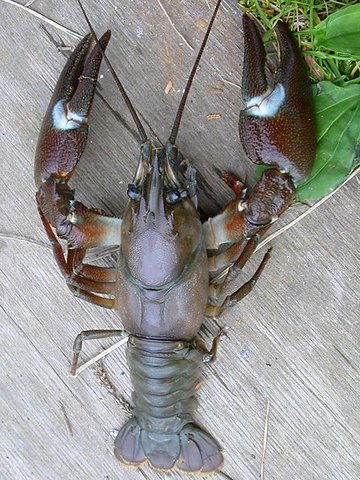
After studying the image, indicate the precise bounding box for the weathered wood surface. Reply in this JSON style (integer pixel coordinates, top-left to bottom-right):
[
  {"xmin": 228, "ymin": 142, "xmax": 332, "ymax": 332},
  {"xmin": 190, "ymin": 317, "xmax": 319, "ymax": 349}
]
[{"xmin": 0, "ymin": 1, "xmax": 359, "ymax": 479}]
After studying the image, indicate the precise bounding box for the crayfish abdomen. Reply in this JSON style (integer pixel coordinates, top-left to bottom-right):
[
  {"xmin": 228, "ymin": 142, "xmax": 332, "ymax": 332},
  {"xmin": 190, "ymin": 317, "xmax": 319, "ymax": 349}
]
[{"xmin": 114, "ymin": 337, "xmax": 223, "ymax": 472}]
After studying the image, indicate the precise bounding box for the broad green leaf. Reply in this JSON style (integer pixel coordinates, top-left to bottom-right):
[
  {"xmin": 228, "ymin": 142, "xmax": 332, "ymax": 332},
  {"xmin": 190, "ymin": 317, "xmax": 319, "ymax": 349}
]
[
  {"xmin": 296, "ymin": 81, "xmax": 360, "ymax": 202},
  {"xmin": 313, "ymin": 5, "xmax": 360, "ymax": 56}
]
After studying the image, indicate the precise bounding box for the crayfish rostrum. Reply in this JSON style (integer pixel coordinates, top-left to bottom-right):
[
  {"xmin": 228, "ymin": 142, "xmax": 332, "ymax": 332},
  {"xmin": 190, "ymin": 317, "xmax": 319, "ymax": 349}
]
[{"xmin": 34, "ymin": 0, "xmax": 315, "ymax": 473}]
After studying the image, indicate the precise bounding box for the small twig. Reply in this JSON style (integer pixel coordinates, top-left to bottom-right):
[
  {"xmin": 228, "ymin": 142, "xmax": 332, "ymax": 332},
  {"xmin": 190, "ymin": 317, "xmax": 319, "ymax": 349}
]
[
  {"xmin": 72, "ymin": 336, "xmax": 129, "ymax": 378},
  {"xmin": 157, "ymin": 0, "xmax": 194, "ymax": 51},
  {"xmin": 260, "ymin": 400, "xmax": 271, "ymax": 480},
  {"xmin": 0, "ymin": 232, "xmax": 51, "ymax": 249},
  {"xmin": 59, "ymin": 402, "xmax": 73, "ymax": 436},
  {"xmin": 222, "ymin": 78, "xmax": 241, "ymax": 89},
  {"xmin": 256, "ymin": 165, "xmax": 360, "ymax": 253},
  {"xmin": 221, "ymin": 0, "xmax": 229, "ymax": 13},
  {"xmin": 1, "ymin": 0, "xmax": 82, "ymax": 39}
]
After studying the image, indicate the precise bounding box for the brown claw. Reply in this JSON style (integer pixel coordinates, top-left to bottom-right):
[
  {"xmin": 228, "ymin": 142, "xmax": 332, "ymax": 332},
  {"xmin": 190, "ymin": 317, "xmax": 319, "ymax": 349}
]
[
  {"xmin": 239, "ymin": 13, "xmax": 316, "ymax": 184},
  {"xmin": 204, "ymin": 15, "xmax": 316, "ymax": 262},
  {"xmin": 34, "ymin": 30, "xmax": 122, "ymax": 289},
  {"xmin": 34, "ymin": 31, "xmax": 111, "ymax": 188}
]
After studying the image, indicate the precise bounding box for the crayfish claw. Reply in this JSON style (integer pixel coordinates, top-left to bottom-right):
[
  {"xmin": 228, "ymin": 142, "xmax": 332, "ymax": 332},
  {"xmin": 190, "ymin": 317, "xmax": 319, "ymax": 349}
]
[
  {"xmin": 67, "ymin": 30, "xmax": 111, "ymax": 119},
  {"xmin": 239, "ymin": 14, "xmax": 316, "ymax": 184},
  {"xmin": 275, "ymin": 20, "xmax": 310, "ymax": 99},
  {"xmin": 218, "ymin": 169, "xmax": 247, "ymax": 198},
  {"xmin": 35, "ymin": 31, "xmax": 111, "ymax": 187},
  {"xmin": 50, "ymin": 33, "xmax": 93, "ymax": 105},
  {"xmin": 241, "ymin": 13, "xmax": 268, "ymax": 102}
]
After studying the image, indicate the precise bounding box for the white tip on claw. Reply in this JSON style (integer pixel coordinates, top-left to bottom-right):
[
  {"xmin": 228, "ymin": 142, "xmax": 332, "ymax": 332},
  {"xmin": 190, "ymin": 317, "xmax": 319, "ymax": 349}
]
[
  {"xmin": 52, "ymin": 100, "xmax": 87, "ymax": 131},
  {"xmin": 245, "ymin": 83, "xmax": 285, "ymax": 118}
]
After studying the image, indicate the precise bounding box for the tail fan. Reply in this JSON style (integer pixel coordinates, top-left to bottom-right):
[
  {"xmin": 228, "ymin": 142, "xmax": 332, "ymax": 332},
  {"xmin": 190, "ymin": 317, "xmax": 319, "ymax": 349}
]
[{"xmin": 114, "ymin": 418, "xmax": 223, "ymax": 473}]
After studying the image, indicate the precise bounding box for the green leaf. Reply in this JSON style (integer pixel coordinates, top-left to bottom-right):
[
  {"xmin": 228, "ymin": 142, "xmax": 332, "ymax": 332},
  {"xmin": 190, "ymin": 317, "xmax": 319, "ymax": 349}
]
[
  {"xmin": 313, "ymin": 5, "xmax": 360, "ymax": 56},
  {"xmin": 296, "ymin": 81, "xmax": 360, "ymax": 202}
]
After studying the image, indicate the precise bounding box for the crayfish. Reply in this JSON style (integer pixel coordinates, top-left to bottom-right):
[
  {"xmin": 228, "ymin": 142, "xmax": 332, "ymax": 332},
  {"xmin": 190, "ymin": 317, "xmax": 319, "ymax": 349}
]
[{"xmin": 34, "ymin": 0, "xmax": 315, "ymax": 473}]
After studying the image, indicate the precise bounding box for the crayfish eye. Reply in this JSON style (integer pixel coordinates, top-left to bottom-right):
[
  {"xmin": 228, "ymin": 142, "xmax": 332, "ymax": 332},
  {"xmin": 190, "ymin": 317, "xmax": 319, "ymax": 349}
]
[
  {"xmin": 165, "ymin": 190, "xmax": 182, "ymax": 204},
  {"xmin": 127, "ymin": 184, "xmax": 141, "ymax": 201}
]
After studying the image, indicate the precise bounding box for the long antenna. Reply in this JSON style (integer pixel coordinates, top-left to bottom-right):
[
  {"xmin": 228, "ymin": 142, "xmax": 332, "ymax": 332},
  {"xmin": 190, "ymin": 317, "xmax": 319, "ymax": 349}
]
[
  {"xmin": 77, "ymin": 0, "xmax": 148, "ymax": 143},
  {"xmin": 168, "ymin": 0, "xmax": 222, "ymax": 145}
]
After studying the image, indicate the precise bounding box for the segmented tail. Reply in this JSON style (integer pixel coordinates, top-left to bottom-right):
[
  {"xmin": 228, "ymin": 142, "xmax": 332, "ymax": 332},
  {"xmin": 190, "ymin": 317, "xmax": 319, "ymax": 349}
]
[{"xmin": 114, "ymin": 336, "xmax": 223, "ymax": 472}]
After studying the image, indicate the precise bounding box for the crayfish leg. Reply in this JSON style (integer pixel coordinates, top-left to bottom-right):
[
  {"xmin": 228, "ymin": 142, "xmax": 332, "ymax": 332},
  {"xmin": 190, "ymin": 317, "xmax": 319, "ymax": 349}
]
[
  {"xmin": 70, "ymin": 329, "xmax": 127, "ymax": 376},
  {"xmin": 204, "ymin": 13, "xmax": 315, "ymax": 318},
  {"xmin": 34, "ymin": 31, "xmax": 124, "ymax": 307},
  {"xmin": 206, "ymin": 248, "xmax": 272, "ymax": 318},
  {"xmin": 67, "ymin": 248, "xmax": 117, "ymax": 283},
  {"xmin": 36, "ymin": 192, "xmax": 119, "ymax": 305},
  {"xmin": 194, "ymin": 328, "xmax": 226, "ymax": 363}
]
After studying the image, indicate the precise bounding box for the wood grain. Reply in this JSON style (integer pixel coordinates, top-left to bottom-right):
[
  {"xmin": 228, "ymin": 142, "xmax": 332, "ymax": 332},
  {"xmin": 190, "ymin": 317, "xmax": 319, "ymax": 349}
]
[{"xmin": 0, "ymin": 1, "xmax": 359, "ymax": 479}]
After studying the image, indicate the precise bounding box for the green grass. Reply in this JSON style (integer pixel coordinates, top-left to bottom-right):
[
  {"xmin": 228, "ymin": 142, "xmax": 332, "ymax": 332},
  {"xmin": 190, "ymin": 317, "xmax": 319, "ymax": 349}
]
[{"xmin": 238, "ymin": 0, "xmax": 360, "ymax": 86}]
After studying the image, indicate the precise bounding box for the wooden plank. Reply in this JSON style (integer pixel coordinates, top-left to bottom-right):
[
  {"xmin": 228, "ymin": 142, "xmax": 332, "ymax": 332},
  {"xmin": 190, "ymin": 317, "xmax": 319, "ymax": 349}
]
[{"xmin": 0, "ymin": 1, "xmax": 359, "ymax": 479}]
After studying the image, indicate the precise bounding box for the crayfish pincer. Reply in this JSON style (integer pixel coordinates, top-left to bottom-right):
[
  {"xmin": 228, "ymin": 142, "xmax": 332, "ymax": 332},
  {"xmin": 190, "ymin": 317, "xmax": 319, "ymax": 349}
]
[{"xmin": 34, "ymin": 0, "xmax": 315, "ymax": 473}]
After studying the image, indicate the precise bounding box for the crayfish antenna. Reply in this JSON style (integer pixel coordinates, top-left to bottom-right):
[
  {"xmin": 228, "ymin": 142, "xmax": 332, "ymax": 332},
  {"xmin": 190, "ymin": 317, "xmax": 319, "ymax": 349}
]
[
  {"xmin": 168, "ymin": 0, "xmax": 222, "ymax": 146},
  {"xmin": 76, "ymin": 0, "xmax": 148, "ymax": 144}
]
